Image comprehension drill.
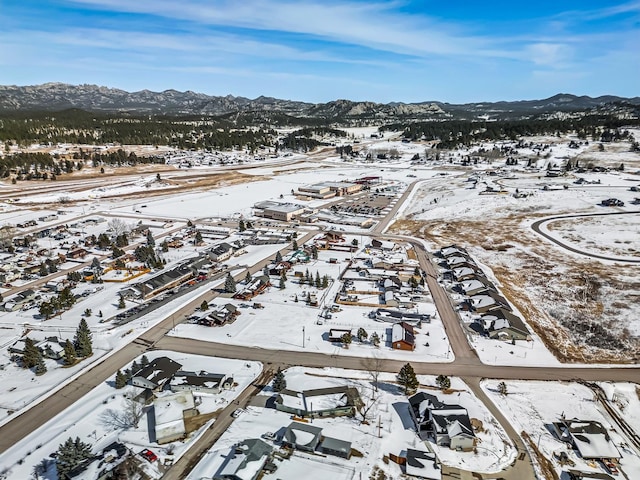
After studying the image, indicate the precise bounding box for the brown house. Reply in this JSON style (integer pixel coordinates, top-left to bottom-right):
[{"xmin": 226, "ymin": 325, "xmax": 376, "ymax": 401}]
[{"xmin": 392, "ymin": 322, "xmax": 415, "ymax": 350}]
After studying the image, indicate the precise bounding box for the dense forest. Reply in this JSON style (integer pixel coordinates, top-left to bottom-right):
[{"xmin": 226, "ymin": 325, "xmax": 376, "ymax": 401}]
[
  {"xmin": 0, "ymin": 109, "xmax": 276, "ymax": 150},
  {"xmin": 384, "ymin": 115, "xmax": 640, "ymax": 148},
  {"xmin": 279, "ymin": 127, "xmax": 347, "ymax": 152}
]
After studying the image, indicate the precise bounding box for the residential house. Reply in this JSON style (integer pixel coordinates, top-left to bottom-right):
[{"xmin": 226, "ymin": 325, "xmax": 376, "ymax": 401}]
[
  {"xmin": 198, "ymin": 303, "xmax": 239, "ymax": 326},
  {"xmin": 154, "ymin": 390, "xmax": 198, "ymax": 444},
  {"xmin": 480, "ymin": 308, "xmax": 531, "ymax": 341},
  {"xmin": 372, "ymin": 308, "xmax": 430, "ymax": 325},
  {"xmin": 131, "ymin": 356, "xmax": 182, "ymax": 391},
  {"xmin": 408, "ymin": 392, "xmax": 476, "ymax": 451},
  {"xmin": 392, "ymin": 322, "xmax": 416, "ymax": 351},
  {"xmin": 208, "ymin": 243, "xmax": 234, "ymax": 262},
  {"xmin": 275, "ymin": 386, "xmax": 361, "ymax": 418},
  {"xmin": 234, "ymin": 275, "xmax": 270, "ymax": 300},
  {"xmin": 552, "ymin": 419, "xmax": 621, "ymax": 460},
  {"xmin": 320, "ymin": 436, "xmax": 352, "ymax": 459},
  {"xmin": 456, "ymin": 276, "xmax": 494, "ymax": 296},
  {"xmin": 282, "ymin": 422, "xmax": 323, "ymax": 452},
  {"xmin": 214, "ymin": 438, "xmax": 273, "ymax": 480},
  {"xmin": 405, "ymin": 449, "xmax": 442, "ymax": 480},
  {"xmin": 468, "ymin": 290, "xmax": 510, "ymax": 314},
  {"xmin": 170, "ymin": 371, "xmax": 233, "ymax": 394}
]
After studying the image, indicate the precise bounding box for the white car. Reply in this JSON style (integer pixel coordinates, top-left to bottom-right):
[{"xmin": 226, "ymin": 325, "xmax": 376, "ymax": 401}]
[{"xmin": 231, "ymin": 408, "xmax": 243, "ymax": 418}]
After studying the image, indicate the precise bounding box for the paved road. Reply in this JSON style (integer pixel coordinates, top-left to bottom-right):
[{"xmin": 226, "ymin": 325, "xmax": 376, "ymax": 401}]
[
  {"xmin": 531, "ymin": 211, "xmax": 640, "ymax": 263},
  {"xmin": 161, "ymin": 368, "xmax": 277, "ymax": 480}
]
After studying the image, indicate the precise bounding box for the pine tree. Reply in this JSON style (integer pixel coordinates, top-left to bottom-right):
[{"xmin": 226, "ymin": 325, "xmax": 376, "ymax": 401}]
[
  {"xmin": 56, "ymin": 436, "xmax": 93, "ymax": 479},
  {"xmin": 315, "ymin": 271, "xmax": 321, "ymax": 288},
  {"xmin": 245, "ymin": 271, "xmax": 252, "ymax": 284},
  {"xmin": 115, "ymin": 369, "xmax": 127, "ymax": 389},
  {"xmin": 74, "ymin": 318, "xmax": 93, "ymax": 357},
  {"xmin": 224, "ymin": 273, "xmax": 236, "ymax": 293},
  {"xmin": 117, "ymin": 294, "xmax": 126, "ymax": 309},
  {"xmin": 370, "ymin": 332, "xmax": 380, "ymax": 347},
  {"xmin": 357, "ymin": 327, "xmax": 368, "ymax": 342},
  {"xmin": 130, "ymin": 360, "xmax": 140, "ymax": 375},
  {"xmin": 322, "ymin": 275, "xmax": 329, "ymax": 289},
  {"xmin": 292, "ymin": 239, "xmax": 298, "ymax": 251},
  {"xmin": 200, "ymin": 300, "xmax": 209, "ymax": 311},
  {"xmin": 341, "ymin": 331, "xmax": 352, "ymax": 347},
  {"xmin": 146, "ymin": 230, "xmax": 155, "ymax": 246},
  {"xmin": 140, "ymin": 355, "xmax": 150, "ymax": 367},
  {"xmin": 35, "ymin": 351, "xmax": 47, "ymax": 375},
  {"xmin": 273, "ymin": 368, "xmax": 287, "ymax": 392},
  {"xmin": 279, "ymin": 274, "xmax": 286, "ymax": 290},
  {"xmin": 195, "ymin": 231, "xmax": 203, "ymax": 244},
  {"xmin": 498, "ymin": 381, "xmax": 508, "ymax": 396},
  {"xmin": 275, "ymin": 251, "xmax": 282, "ymax": 263},
  {"xmin": 22, "ymin": 337, "xmax": 40, "ymax": 368},
  {"xmin": 398, "ymin": 363, "xmax": 419, "ymax": 394},
  {"xmin": 294, "ymin": 294, "xmax": 298, "ymax": 302},
  {"xmin": 436, "ymin": 374, "xmax": 451, "ymax": 391},
  {"xmin": 239, "ymin": 219, "xmax": 246, "ymax": 232},
  {"xmin": 63, "ymin": 339, "xmax": 76, "ymax": 366}
]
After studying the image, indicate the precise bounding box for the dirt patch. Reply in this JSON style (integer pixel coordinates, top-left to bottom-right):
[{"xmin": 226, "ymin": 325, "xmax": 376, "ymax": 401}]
[{"xmin": 522, "ymin": 431, "xmax": 559, "ymax": 480}]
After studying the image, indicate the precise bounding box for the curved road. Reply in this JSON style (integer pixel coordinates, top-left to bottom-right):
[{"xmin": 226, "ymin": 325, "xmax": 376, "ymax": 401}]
[{"xmin": 531, "ymin": 210, "xmax": 640, "ymax": 263}]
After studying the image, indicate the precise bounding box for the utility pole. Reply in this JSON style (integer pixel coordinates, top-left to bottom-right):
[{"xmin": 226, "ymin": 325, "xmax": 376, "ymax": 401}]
[
  {"xmin": 377, "ymin": 415, "xmax": 382, "ymax": 438},
  {"xmin": 302, "ymin": 326, "xmax": 305, "ymax": 348}
]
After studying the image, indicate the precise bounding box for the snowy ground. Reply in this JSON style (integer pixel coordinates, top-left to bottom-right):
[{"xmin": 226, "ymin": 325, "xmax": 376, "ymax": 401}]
[
  {"xmin": 170, "ymin": 241, "xmax": 453, "ymax": 363},
  {"xmin": 0, "ymin": 352, "xmax": 262, "ymax": 480},
  {"xmin": 187, "ymin": 367, "xmax": 516, "ymax": 480},
  {"xmin": 482, "ymin": 379, "xmax": 640, "ymax": 479}
]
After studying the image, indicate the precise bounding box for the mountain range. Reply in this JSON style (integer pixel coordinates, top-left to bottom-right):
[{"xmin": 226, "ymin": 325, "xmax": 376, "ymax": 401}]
[{"xmin": 1, "ymin": 83, "xmax": 638, "ymax": 122}]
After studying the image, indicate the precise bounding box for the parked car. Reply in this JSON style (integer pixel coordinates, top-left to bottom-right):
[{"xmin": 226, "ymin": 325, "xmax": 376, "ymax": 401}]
[
  {"xmin": 603, "ymin": 460, "xmax": 619, "ymax": 475},
  {"xmin": 601, "ymin": 198, "xmax": 624, "ymax": 207},
  {"xmin": 140, "ymin": 449, "xmax": 157, "ymax": 462},
  {"xmin": 231, "ymin": 408, "xmax": 243, "ymax": 418}
]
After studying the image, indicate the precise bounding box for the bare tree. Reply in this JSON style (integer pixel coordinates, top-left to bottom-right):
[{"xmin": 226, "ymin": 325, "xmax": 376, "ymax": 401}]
[
  {"xmin": 99, "ymin": 390, "xmax": 144, "ymax": 430},
  {"xmin": 356, "ymin": 386, "xmax": 379, "ymax": 424},
  {"xmin": 108, "ymin": 218, "xmax": 131, "ymax": 237},
  {"xmin": 361, "ymin": 354, "xmax": 384, "ymax": 393}
]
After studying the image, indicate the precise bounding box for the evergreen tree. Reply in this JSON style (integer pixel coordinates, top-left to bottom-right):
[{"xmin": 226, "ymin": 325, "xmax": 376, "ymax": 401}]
[
  {"xmin": 195, "ymin": 230, "xmax": 203, "ymax": 244},
  {"xmin": 294, "ymin": 294, "xmax": 298, "ymax": 302},
  {"xmin": 245, "ymin": 271, "xmax": 252, "ymax": 284},
  {"xmin": 436, "ymin": 374, "xmax": 451, "ymax": 391},
  {"xmin": 279, "ymin": 274, "xmax": 286, "ymax": 290},
  {"xmin": 74, "ymin": 318, "xmax": 93, "ymax": 357},
  {"xmin": 130, "ymin": 360, "xmax": 140, "ymax": 375},
  {"xmin": 22, "ymin": 337, "xmax": 40, "ymax": 368},
  {"xmin": 315, "ymin": 271, "xmax": 321, "ymax": 288},
  {"xmin": 140, "ymin": 355, "xmax": 150, "ymax": 367},
  {"xmin": 311, "ymin": 245, "xmax": 318, "ymax": 259},
  {"xmin": 239, "ymin": 219, "xmax": 246, "ymax": 232},
  {"xmin": 357, "ymin": 327, "xmax": 368, "ymax": 342},
  {"xmin": 115, "ymin": 369, "xmax": 127, "ymax": 389},
  {"xmin": 200, "ymin": 300, "xmax": 209, "ymax": 311},
  {"xmin": 35, "ymin": 351, "xmax": 47, "ymax": 375},
  {"xmin": 398, "ymin": 363, "xmax": 419, "ymax": 394},
  {"xmin": 292, "ymin": 239, "xmax": 298, "ymax": 250},
  {"xmin": 146, "ymin": 230, "xmax": 155, "ymax": 246},
  {"xmin": 117, "ymin": 294, "xmax": 126, "ymax": 309},
  {"xmin": 341, "ymin": 331, "xmax": 352, "ymax": 347},
  {"xmin": 63, "ymin": 339, "xmax": 76, "ymax": 366},
  {"xmin": 272, "ymin": 368, "xmax": 287, "ymax": 392},
  {"xmin": 56, "ymin": 436, "xmax": 93, "ymax": 479},
  {"xmin": 275, "ymin": 251, "xmax": 282, "ymax": 263},
  {"xmin": 322, "ymin": 275, "xmax": 329, "ymax": 288},
  {"xmin": 224, "ymin": 273, "xmax": 236, "ymax": 293},
  {"xmin": 498, "ymin": 381, "xmax": 508, "ymax": 396},
  {"xmin": 370, "ymin": 331, "xmax": 380, "ymax": 347}
]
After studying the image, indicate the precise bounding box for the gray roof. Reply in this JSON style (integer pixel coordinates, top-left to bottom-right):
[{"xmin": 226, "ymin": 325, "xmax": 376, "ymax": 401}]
[
  {"xmin": 320, "ymin": 436, "xmax": 351, "ymax": 454},
  {"xmin": 284, "ymin": 421, "xmax": 323, "ymax": 449}
]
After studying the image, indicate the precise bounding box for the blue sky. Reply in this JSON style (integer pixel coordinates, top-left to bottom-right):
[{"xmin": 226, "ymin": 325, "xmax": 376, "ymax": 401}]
[{"xmin": 1, "ymin": 0, "xmax": 638, "ymax": 103}]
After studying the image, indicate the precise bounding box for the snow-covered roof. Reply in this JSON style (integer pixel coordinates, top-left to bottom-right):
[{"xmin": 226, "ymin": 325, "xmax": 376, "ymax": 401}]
[{"xmin": 405, "ymin": 449, "xmax": 441, "ymax": 480}]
